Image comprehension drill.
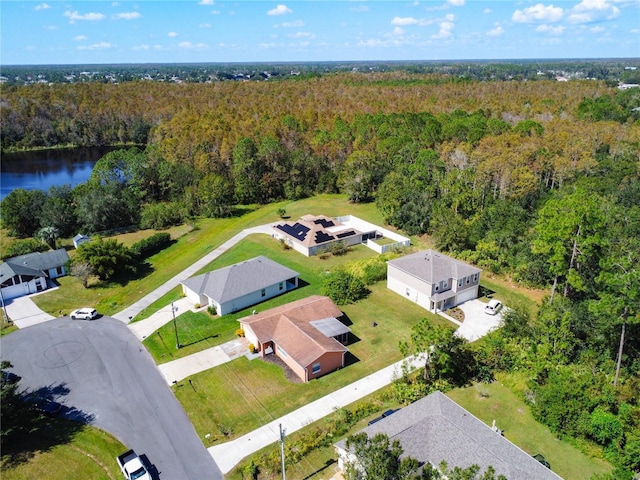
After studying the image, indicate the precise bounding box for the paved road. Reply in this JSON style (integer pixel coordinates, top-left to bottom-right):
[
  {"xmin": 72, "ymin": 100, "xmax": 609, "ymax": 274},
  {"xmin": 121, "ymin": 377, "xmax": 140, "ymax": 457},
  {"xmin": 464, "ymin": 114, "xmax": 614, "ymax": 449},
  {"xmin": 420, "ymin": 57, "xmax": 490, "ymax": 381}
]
[{"xmin": 1, "ymin": 316, "xmax": 222, "ymax": 480}]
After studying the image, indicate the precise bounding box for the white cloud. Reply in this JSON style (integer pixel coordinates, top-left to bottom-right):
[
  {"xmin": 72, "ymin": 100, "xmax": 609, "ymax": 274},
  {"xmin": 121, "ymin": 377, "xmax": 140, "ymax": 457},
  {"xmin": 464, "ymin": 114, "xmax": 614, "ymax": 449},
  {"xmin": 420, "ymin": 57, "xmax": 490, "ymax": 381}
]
[
  {"xmin": 133, "ymin": 44, "xmax": 150, "ymax": 50},
  {"xmin": 200, "ymin": 23, "xmax": 212, "ymax": 28},
  {"xmin": 391, "ymin": 17, "xmax": 419, "ymax": 26},
  {"xmin": 568, "ymin": 0, "xmax": 620, "ymax": 23},
  {"xmin": 178, "ymin": 41, "xmax": 208, "ymax": 49},
  {"xmin": 447, "ymin": 0, "xmax": 465, "ymax": 6},
  {"xmin": 113, "ymin": 12, "xmax": 141, "ymax": 20},
  {"xmin": 512, "ymin": 4, "xmax": 563, "ymax": 23},
  {"xmin": 64, "ymin": 11, "xmax": 106, "ymax": 23},
  {"xmin": 73, "ymin": 35, "xmax": 88, "ymax": 41},
  {"xmin": 78, "ymin": 42, "xmax": 112, "ymax": 50},
  {"xmin": 393, "ymin": 27, "xmax": 405, "ymax": 35},
  {"xmin": 631, "ymin": 28, "xmax": 640, "ymax": 34},
  {"xmin": 444, "ymin": 13, "xmax": 455, "ymax": 21},
  {"xmin": 486, "ymin": 25, "xmax": 504, "ymax": 36},
  {"xmin": 267, "ymin": 4, "xmax": 292, "ymax": 16},
  {"xmin": 199, "ymin": 0, "xmax": 215, "ymax": 4},
  {"xmin": 34, "ymin": 3, "xmax": 51, "ymax": 10},
  {"xmin": 350, "ymin": 5, "xmax": 369, "ymax": 12},
  {"xmin": 168, "ymin": 31, "xmax": 178, "ymax": 37},
  {"xmin": 483, "ymin": 8, "xmax": 492, "ymax": 14},
  {"xmin": 536, "ymin": 24, "xmax": 566, "ymax": 34},
  {"xmin": 590, "ymin": 25, "xmax": 605, "ymax": 33},
  {"xmin": 287, "ymin": 31, "xmax": 316, "ymax": 39},
  {"xmin": 432, "ymin": 21, "xmax": 454, "ymax": 39},
  {"xmin": 259, "ymin": 42, "xmax": 277, "ymax": 49},
  {"xmin": 276, "ymin": 20, "xmax": 305, "ymax": 28}
]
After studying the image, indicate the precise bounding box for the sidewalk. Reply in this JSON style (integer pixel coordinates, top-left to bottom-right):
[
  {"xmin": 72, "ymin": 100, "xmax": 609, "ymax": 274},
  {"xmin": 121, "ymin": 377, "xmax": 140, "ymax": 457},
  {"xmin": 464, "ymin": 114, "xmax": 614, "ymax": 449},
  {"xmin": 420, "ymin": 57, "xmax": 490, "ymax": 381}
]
[
  {"xmin": 208, "ymin": 355, "xmax": 423, "ymax": 474},
  {"xmin": 157, "ymin": 338, "xmax": 251, "ymax": 384},
  {"xmin": 113, "ymin": 224, "xmax": 274, "ymax": 323}
]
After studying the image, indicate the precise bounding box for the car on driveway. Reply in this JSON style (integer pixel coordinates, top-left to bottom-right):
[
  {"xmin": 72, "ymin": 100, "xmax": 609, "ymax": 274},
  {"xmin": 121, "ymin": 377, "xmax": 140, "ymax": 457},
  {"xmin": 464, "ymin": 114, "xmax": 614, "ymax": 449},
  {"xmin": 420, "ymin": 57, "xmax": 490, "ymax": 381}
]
[
  {"xmin": 70, "ymin": 308, "xmax": 98, "ymax": 320},
  {"xmin": 484, "ymin": 299, "xmax": 503, "ymax": 315}
]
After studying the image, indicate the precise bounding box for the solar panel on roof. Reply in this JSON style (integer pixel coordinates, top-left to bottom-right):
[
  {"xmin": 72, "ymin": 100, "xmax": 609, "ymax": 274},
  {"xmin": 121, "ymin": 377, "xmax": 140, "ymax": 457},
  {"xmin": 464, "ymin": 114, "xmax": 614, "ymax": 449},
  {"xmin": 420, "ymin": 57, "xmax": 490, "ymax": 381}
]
[
  {"xmin": 336, "ymin": 230, "xmax": 356, "ymax": 239},
  {"xmin": 315, "ymin": 231, "xmax": 335, "ymax": 244},
  {"xmin": 276, "ymin": 223, "xmax": 309, "ymax": 241},
  {"xmin": 313, "ymin": 218, "xmax": 335, "ymax": 228}
]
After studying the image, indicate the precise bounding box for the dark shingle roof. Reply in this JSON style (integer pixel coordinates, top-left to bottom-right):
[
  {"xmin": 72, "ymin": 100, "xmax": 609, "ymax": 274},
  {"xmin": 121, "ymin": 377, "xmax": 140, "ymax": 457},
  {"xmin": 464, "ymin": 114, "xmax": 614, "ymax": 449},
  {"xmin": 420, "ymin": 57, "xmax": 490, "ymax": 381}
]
[
  {"xmin": 1, "ymin": 249, "xmax": 69, "ymax": 283},
  {"xmin": 387, "ymin": 249, "xmax": 480, "ymax": 283},
  {"xmin": 336, "ymin": 391, "xmax": 562, "ymax": 480},
  {"xmin": 180, "ymin": 255, "xmax": 299, "ymax": 304}
]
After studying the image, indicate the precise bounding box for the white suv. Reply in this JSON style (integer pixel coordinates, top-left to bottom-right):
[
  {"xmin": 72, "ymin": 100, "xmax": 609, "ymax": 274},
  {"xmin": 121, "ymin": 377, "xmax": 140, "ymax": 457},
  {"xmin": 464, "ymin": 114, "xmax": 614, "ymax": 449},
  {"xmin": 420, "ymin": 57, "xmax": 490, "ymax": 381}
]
[
  {"xmin": 70, "ymin": 308, "xmax": 98, "ymax": 320},
  {"xmin": 484, "ymin": 300, "xmax": 503, "ymax": 315}
]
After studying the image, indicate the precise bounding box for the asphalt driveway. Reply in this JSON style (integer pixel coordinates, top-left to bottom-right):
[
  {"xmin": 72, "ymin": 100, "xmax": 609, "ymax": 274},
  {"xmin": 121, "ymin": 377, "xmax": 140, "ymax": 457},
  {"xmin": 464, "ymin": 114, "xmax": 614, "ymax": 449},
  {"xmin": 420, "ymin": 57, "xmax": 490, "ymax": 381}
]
[{"xmin": 1, "ymin": 316, "xmax": 222, "ymax": 480}]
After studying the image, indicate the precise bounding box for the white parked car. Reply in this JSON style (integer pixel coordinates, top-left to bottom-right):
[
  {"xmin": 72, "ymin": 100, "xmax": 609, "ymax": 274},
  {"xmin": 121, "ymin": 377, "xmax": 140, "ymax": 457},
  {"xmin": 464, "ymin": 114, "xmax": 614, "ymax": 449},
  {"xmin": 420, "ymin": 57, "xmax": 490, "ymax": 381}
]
[
  {"xmin": 70, "ymin": 308, "xmax": 98, "ymax": 320},
  {"xmin": 484, "ymin": 300, "xmax": 503, "ymax": 315}
]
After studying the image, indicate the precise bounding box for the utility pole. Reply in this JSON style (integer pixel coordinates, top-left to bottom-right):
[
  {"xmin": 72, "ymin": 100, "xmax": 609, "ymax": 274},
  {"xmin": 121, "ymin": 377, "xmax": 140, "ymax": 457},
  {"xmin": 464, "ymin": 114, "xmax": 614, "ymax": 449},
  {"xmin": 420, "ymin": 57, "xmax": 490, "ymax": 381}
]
[
  {"xmin": 279, "ymin": 423, "xmax": 286, "ymax": 480},
  {"xmin": 171, "ymin": 301, "xmax": 181, "ymax": 349}
]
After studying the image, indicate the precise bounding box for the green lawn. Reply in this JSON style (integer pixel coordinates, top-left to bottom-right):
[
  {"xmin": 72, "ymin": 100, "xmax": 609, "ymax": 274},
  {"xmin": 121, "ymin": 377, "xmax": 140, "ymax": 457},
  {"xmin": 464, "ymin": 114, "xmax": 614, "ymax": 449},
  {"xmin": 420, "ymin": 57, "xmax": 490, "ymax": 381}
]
[
  {"xmin": 447, "ymin": 379, "xmax": 613, "ymax": 480},
  {"xmin": 144, "ymin": 233, "xmax": 430, "ymax": 363},
  {"xmin": 171, "ymin": 263, "xmax": 445, "ymax": 443},
  {"xmin": 1, "ymin": 421, "xmax": 126, "ymax": 480},
  {"xmin": 30, "ymin": 194, "xmax": 385, "ymax": 317}
]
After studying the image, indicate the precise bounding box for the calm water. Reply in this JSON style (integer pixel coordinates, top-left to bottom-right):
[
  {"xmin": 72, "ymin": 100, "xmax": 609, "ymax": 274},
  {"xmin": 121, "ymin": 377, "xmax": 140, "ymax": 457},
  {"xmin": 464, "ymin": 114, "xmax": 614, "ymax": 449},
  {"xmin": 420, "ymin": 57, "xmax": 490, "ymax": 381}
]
[{"xmin": 1, "ymin": 147, "xmax": 121, "ymax": 200}]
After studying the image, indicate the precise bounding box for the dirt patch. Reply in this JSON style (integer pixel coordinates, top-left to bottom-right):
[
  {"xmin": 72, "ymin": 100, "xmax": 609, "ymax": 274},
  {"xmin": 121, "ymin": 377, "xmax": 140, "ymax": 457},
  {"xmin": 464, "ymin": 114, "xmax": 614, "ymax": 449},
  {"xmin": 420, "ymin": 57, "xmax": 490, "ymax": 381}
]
[
  {"xmin": 261, "ymin": 353, "xmax": 303, "ymax": 384},
  {"xmin": 447, "ymin": 307, "xmax": 465, "ymax": 323}
]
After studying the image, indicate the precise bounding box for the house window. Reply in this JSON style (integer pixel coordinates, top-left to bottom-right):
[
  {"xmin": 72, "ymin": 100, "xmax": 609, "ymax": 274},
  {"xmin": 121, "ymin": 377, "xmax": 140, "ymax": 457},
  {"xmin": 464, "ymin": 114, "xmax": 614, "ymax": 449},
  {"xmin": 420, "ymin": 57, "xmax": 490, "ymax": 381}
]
[
  {"xmin": 312, "ymin": 362, "xmax": 321, "ymax": 374},
  {"xmin": 466, "ymin": 277, "xmax": 470, "ymax": 284},
  {"xmin": 458, "ymin": 279, "xmax": 463, "ymax": 287},
  {"xmin": 434, "ymin": 284, "xmax": 439, "ymax": 292},
  {"xmin": 261, "ymin": 288, "xmax": 266, "ymax": 297},
  {"xmin": 279, "ymin": 282, "xmax": 284, "ymax": 291},
  {"xmin": 56, "ymin": 266, "xmax": 63, "ymax": 275},
  {"xmin": 443, "ymin": 280, "xmax": 448, "ymax": 289},
  {"xmin": 473, "ymin": 273, "xmax": 478, "ymax": 282}
]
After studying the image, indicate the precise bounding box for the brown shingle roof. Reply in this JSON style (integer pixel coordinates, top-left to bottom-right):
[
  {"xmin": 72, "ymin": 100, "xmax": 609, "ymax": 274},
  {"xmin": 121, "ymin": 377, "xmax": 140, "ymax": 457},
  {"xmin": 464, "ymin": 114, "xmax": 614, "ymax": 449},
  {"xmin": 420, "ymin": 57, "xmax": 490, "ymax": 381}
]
[{"xmin": 240, "ymin": 295, "xmax": 349, "ymax": 368}]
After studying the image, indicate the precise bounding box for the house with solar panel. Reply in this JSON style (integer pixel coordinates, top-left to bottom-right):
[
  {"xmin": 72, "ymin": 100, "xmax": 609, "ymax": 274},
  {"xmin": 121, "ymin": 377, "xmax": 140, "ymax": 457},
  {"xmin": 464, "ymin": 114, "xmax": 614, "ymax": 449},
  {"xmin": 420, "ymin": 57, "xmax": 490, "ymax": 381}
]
[
  {"xmin": 387, "ymin": 249, "xmax": 481, "ymax": 313},
  {"xmin": 273, "ymin": 214, "xmax": 409, "ymax": 257},
  {"xmin": 180, "ymin": 256, "xmax": 299, "ymax": 315},
  {"xmin": 238, "ymin": 295, "xmax": 351, "ymax": 382}
]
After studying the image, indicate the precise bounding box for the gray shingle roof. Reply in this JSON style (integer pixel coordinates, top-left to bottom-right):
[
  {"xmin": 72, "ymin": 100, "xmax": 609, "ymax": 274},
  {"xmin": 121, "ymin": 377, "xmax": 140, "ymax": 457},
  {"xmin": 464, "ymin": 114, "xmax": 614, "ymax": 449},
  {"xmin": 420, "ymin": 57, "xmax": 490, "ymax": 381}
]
[
  {"xmin": 387, "ymin": 249, "xmax": 480, "ymax": 284},
  {"xmin": 1, "ymin": 249, "xmax": 69, "ymax": 283},
  {"xmin": 336, "ymin": 391, "xmax": 562, "ymax": 480},
  {"xmin": 180, "ymin": 255, "xmax": 299, "ymax": 304}
]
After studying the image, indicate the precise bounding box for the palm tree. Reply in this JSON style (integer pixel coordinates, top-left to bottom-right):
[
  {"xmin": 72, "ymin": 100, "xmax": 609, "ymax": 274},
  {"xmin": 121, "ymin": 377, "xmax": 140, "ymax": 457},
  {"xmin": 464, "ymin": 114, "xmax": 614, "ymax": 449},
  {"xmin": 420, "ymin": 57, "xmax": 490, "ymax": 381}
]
[{"xmin": 37, "ymin": 226, "xmax": 59, "ymax": 250}]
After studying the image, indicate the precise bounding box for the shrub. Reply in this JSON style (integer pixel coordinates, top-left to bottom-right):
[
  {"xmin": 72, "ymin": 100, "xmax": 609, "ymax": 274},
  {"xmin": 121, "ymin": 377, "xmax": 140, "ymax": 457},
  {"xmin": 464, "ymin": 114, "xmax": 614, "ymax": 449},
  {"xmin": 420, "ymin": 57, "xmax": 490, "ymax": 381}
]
[
  {"xmin": 207, "ymin": 305, "xmax": 217, "ymax": 316},
  {"xmin": 322, "ymin": 270, "xmax": 369, "ymax": 305},
  {"xmin": 329, "ymin": 240, "xmax": 348, "ymax": 256},
  {"xmin": 277, "ymin": 208, "xmax": 286, "ymax": 218},
  {"xmin": 140, "ymin": 202, "xmax": 185, "ymax": 230},
  {"xmin": 248, "ymin": 344, "xmax": 257, "ymax": 353},
  {"xmin": 235, "ymin": 328, "xmax": 245, "ymax": 337},
  {"xmin": 129, "ymin": 232, "xmax": 172, "ymax": 259},
  {"xmin": 2, "ymin": 238, "xmax": 49, "ymax": 259}
]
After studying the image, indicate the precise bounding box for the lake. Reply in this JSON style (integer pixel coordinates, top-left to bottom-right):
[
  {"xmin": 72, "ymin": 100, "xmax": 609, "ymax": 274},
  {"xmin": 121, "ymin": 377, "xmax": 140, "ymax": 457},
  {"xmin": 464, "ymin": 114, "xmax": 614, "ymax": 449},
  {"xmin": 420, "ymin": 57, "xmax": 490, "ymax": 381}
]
[{"xmin": 1, "ymin": 147, "xmax": 122, "ymax": 200}]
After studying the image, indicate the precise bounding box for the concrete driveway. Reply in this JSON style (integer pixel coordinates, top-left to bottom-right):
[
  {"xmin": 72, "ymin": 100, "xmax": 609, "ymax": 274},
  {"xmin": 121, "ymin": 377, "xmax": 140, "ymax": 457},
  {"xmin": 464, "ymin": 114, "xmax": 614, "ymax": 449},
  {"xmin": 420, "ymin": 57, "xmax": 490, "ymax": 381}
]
[
  {"xmin": 1, "ymin": 316, "xmax": 222, "ymax": 480},
  {"xmin": 454, "ymin": 299, "xmax": 503, "ymax": 341},
  {"xmin": 4, "ymin": 294, "xmax": 56, "ymax": 328}
]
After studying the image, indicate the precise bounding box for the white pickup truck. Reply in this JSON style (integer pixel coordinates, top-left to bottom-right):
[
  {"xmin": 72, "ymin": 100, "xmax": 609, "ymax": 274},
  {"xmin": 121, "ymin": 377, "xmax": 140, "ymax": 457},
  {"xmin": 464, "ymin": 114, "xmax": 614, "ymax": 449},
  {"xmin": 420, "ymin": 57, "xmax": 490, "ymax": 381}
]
[{"xmin": 116, "ymin": 449, "xmax": 151, "ymax": 480}]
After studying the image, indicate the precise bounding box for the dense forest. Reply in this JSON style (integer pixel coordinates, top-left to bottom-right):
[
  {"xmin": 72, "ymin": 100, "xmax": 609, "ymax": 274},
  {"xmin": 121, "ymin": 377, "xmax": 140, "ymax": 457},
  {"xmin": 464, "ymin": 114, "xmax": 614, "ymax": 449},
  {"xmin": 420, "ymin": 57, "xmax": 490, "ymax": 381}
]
[{"xmin": 1, "ymin": 68, "xmax": 639, "ymax": 477}]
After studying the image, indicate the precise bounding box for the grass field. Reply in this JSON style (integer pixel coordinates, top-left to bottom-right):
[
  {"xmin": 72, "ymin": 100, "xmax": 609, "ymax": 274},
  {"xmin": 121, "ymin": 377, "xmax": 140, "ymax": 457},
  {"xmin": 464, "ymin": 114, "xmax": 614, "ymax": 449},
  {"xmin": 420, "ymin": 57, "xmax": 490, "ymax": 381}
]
[
  {"xmin": 1, "ymin": 420, "xmax": 125, "ymax": 480},
  {"xmin": 447, "ymin": 379, "xmax": 613, "ymax": 480},
  {"xmin": 30, "ymin": 195, "xmax": 386, "ymax": 317}
]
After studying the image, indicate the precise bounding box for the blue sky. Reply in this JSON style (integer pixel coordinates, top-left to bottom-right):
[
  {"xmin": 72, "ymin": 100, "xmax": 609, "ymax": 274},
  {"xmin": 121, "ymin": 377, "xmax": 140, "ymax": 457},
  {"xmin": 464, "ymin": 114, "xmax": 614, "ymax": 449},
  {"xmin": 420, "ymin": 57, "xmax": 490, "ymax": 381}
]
[{"xmin": 1, "ymin": 0, "xmax": 638, "ymax": 65}]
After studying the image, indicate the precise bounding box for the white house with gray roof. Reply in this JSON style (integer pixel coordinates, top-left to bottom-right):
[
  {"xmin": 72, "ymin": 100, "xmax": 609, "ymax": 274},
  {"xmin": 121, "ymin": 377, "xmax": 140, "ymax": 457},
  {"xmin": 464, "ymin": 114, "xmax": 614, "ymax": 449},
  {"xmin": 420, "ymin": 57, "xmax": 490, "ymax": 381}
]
[
  {"xmin": 335, "ymin": 391, "xmax": 562, "ymax": 480},
  {"xmin": 180, "ymin": 256, "xmax": 299, "ymax": 316},
  {"xmin": 387, "ymin": 249, "xmax": 481, "ymax": 312},
  {"xmin": 0, "ymin": 249, "xmax": 69, "ymax": 301}
]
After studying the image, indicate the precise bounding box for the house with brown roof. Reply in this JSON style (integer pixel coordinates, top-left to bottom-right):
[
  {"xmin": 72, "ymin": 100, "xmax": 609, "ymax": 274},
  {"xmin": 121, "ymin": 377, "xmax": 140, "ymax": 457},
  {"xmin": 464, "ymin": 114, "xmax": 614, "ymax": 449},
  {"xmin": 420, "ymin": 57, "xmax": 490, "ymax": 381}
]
[
  {"xmin": 387, "ymin": 249, "xmax": 481, "ymax": 312},
  {"xmin": 239, "ymin": 295, "xmax": 351, "ymax": 382},
  {"xmin": 180, "ymin": 256, "xmax": 299, "ymax": 315},
  {"xmin": 335, "ymin": 391, "xmax": 562, "ymax": 480}
]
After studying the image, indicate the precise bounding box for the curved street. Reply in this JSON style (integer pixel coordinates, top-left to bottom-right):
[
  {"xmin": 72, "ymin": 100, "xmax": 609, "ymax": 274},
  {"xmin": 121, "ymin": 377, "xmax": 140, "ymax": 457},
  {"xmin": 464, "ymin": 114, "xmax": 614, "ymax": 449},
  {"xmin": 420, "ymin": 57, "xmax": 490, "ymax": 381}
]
[{"xmin": 1, "ymin": 316, "xmax": 221, "ymax": 480}]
